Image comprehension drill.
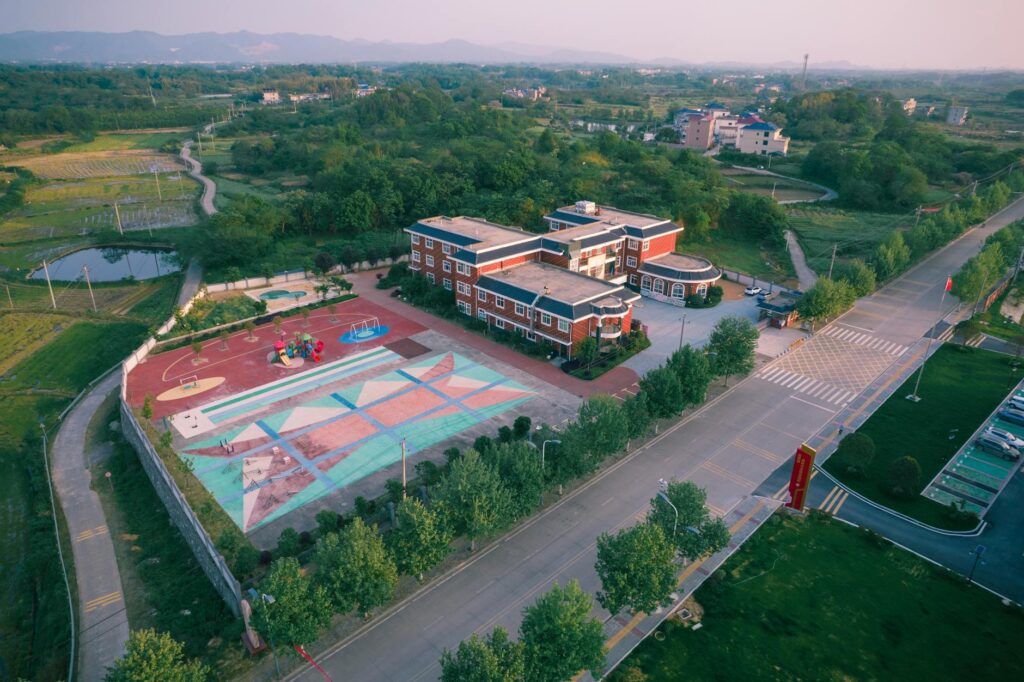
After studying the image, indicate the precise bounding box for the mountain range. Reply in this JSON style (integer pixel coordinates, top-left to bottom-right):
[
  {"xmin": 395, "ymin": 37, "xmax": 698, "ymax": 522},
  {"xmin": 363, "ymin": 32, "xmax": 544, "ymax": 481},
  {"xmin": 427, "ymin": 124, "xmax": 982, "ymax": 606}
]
[{"xmin": 0, "ymin": 30, "xmax": 864, "ymax": 69}]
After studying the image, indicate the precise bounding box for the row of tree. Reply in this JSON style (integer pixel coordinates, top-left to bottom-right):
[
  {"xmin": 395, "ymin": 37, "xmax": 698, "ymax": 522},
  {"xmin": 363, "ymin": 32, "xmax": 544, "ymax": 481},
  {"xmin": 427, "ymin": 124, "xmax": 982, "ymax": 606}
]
[{"xmin": 952, "ymin": 220, "xmax": 1024, "ymax": 308}]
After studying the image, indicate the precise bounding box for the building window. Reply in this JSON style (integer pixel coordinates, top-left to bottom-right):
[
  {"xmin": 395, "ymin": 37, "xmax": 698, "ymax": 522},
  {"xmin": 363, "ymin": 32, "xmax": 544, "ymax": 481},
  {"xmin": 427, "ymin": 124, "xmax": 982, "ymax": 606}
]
[
  {"xmin": 541, "ymin": 313, "xmax": 552, "ymax": 326},
  {"xmin": 642, "ymin": 240, "xmax": 650, "ymax": 252},
  {"xmin": 495, "ymin": 296, "xmax": 505, "ymax": 309},
  {"xmin": 442, "ymin": 244, "xmax": 452, "ymax": 254},
  {"xmin": 641, "ymin": 275, "xmax": 652, "ymax": 292},
  {"xmin": 629, "ymin": 274, "xmax": 638, "ymax": 285},
  {"xmin": 515, "ymin": 303, "xmax": 526, "ymax": 316},
  {"xmin": 525, "ymin": 331, "xmax": 535, "ymax": 341},
  {"xmin": 443, "ymin": 278, "xmax": 452, "ymax": 290},
  {"xmin": 411, "ymin": 250, "xmax": 421, "ymax": 263},
  {"xmin": 654, "ymin": 278, "xmax": 665, "ymax": 294},
  {"xmin": 443, "ymin": 260, "xmax": 452, "ymax": 273},
  {"xmin": 496, "ymin": 318, "xmax": 506, "ymax": 329},
  {"xmin": 411, "ymin": 234, "xmax": 421, "ymax": 245},
  {"xmin": 557, "ymin": 319, "xmax": 570, "ymax": 333},
  {"xmin": 627, "ymin": 239, "xmax": 639, "ymax": 250},
  {"xmin": 457, "ymin": 300, "xmax": 471, "ymax": 315},
  {"xmin": 425, "ymin": 255, "xmax": 434, "ymax": 267},
  {"xmin": 477, "ymin": 308, "xmax": 487, "ymax": 321},
  {"xmin": 424, "ymin": 238, "xmax": 434, "ymax": 249},
  {"xmin": 426, "ymin": 272, "xmax": 435, "ymax": 284},
  {"xmin": 456, "ymin": 262, "xmax": 469, "ymax": 275},
  {"xmin": 697, "ymin": 283, "xmax": 708, "ymax": 297},
  {"xmin": 671, "ymin": 283, "xmax": 685, "ymax": 299},
  {"xmin": 478, "ymin": 290, "xmax": 487, "ymax": 302},
  {"xmin": 457, "ymin": 282, "xmax": 471, "ymax": 295},
  {"xmin": 626, "ymin": 256, "xmax": 637, "ymax": 268}
]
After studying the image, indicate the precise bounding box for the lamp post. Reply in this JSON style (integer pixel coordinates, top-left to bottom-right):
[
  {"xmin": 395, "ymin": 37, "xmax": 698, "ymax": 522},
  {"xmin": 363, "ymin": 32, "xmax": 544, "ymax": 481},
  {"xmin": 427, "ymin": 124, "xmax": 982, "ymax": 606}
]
[
  {"xmin": 262, "ymin": 593, "xmax": 281, "ymax": 678},
  {"xmin": 967, "ymin": 544, "xmax": 986, "ymax": 585},
  {"xmin": 678, "ymin": 315, "xmax": 687, "ymax": 350},
  {"xmin": 656, "ymin": 478, "xmax": 678, "ymax": 538},
  {"xmin": 540, "ymin": 439, "xmax": 560, "ymax": 471}
]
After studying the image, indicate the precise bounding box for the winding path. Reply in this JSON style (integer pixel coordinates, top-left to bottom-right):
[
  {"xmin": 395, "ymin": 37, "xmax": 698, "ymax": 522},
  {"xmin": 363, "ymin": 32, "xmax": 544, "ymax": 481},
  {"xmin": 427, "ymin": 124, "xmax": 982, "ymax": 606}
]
[
  {"xmin": 180, "ymin": 122, "xmax": 219, "ymax": 216},
  {"xmin": 730, "ymin": 164, "xmax": 838, "ymax": 203},
  {"xmin": 785, "ymin": 229, "xmax": 818, "ymax": 291}
]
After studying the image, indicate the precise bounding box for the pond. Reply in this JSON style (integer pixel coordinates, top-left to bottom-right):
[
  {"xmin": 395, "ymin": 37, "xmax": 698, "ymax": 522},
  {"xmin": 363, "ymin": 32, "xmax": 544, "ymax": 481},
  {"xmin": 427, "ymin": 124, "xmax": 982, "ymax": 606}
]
[{"xmin": 32, "ymin": 247, "xmax": 181, "ymax": 282}]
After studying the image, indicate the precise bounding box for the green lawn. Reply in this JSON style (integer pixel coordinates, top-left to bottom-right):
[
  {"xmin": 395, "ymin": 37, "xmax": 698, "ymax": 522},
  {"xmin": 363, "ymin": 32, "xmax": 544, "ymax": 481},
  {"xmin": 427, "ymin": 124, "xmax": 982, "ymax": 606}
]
[
  {"xmin": 825, "ymin": 344, "xmax": 1019, "ymax": 528},
  {"xmin": 62, "ymin": 132, "xmax": 188, "ymax": 152},
  {"xmin": 679, "ymin": 233, "xmax": 796, "ymax": 283},
  {"xmin": 788, "ymin": 207, "xmax": 908, "ymax": 272},
  {"xmin": 611, "ymin": 513, "xmax": 1024, "ymax": 682},
  {"xmin": 720, "ymin": 173, "xmax": 824, "ymax": 203}
]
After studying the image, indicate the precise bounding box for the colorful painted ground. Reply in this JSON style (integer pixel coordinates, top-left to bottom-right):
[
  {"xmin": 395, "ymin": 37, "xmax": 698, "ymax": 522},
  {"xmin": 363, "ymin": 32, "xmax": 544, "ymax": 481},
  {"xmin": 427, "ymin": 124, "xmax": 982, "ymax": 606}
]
[{"xmin": 178, "ymin": 351, "xmax": 534, "ymax": 532}]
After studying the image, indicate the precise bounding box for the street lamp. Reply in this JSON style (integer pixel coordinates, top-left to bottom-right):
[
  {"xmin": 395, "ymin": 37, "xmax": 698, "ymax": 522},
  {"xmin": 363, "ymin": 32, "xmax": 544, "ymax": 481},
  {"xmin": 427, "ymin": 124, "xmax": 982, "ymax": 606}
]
[
  {"xmin": 262, "ymin": 593, "xmax": 281, "ymax": 679},
  {"xmin": 967, "ymin": 544, "xmax": 986, "ymax": 585},
  {"xmin": 678, "ymin": 315, "xmax": 687, "ymax": 350},
  {"xmin": 540, "ymin": 439, "xmax": 560, "ymax": 471}
]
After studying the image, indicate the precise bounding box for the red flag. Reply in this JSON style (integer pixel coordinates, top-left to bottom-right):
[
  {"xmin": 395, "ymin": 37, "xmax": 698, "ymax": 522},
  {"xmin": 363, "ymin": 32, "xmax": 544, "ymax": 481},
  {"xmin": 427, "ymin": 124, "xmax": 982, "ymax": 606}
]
[
  {"xmin": 294, "ymin": 645, "xmax": 333, "ymax": 681},
  {"xmin": 945, "ymin": 276, "xmax": 953, "ymax": 292}
]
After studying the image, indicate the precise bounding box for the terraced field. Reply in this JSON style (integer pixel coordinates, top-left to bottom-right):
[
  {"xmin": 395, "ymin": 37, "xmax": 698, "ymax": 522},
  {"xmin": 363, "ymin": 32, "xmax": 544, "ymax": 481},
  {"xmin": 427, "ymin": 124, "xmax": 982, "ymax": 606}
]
[{"xmin": 0, "ymin": 312, "xmax": 77, "ymax": 375}]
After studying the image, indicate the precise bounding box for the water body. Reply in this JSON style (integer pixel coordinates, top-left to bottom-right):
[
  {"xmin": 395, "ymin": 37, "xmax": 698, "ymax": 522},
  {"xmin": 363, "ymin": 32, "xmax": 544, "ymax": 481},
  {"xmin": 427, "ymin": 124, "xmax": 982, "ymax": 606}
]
[{"xmin": 32, "ymin": 247, "xmax": 181, "ymax": 282}]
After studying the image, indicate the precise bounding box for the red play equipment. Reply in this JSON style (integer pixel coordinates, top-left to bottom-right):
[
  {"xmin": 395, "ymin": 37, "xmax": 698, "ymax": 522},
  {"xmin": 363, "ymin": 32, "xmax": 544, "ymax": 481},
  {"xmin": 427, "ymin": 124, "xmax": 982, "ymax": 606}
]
[{"xmin": 274, "ymin": 334, "xmax": 325, "ymax": 365}]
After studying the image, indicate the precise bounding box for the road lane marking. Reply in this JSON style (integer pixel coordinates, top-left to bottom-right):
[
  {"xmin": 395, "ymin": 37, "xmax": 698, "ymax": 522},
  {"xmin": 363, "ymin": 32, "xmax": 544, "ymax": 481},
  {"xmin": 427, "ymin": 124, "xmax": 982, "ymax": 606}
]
[
  {"xmin": 700, "ymin": 461, "xmax": 754, "ymax": 488},
  {"xmin": 84, "ymin": 591, "xmax": 121, "ymax": 613},
  {"xmin": 733, "ymin": 439, "xmax": 784, "ymax": 464},
  {"xmin": 75, "ymin": 525, "xmax": 108, "ymax": 542},
  {"xmin": 789, "ymin": 395, "xmax": 836, "ymax": 412}
]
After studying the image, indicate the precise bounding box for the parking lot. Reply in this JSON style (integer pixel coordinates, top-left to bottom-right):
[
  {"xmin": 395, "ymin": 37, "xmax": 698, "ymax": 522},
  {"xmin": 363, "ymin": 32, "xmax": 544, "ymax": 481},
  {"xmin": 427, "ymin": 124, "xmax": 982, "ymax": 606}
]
[{"xmin": 924, "ymin": 383, "xmax": 1024, "ymax": 516}]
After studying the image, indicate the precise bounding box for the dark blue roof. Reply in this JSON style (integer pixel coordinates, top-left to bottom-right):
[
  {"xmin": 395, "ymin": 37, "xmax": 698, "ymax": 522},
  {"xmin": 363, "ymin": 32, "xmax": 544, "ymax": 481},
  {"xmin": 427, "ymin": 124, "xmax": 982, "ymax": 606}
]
[
  {"xmin": 476, "ymin": 274, "xmax": 636, "ymax": 321},
  {"xmin": 705, "ymin": 102, "xmax": 727, "ymax": 109},
  {"xmin": 639, "ymin": 260, "xmax": 721, "ymax": 282},
  {"xmin": 406, "ymin": 223, "xmax": 479, "ymax": 247},
  {"xmin": 546, "ymin": 210, "xmax": 601, "ymax": 227},
  {"xmin": 742, "ymin": 121, "xmax": 777, "ymax": 131}
]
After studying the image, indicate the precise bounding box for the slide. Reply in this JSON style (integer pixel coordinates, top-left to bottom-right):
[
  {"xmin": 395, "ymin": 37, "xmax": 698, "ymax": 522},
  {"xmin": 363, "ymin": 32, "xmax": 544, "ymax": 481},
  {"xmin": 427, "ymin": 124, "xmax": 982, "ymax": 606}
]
[{"xmin": 277, "ymin": 348, "xmax": 292, "ymax": 366}]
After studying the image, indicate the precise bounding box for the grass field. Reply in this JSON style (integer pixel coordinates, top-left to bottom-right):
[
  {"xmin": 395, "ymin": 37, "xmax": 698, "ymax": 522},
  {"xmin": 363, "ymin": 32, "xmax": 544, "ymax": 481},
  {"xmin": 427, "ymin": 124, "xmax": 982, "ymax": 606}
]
[
  {"xmin": 3, "ymin": 277, "xmax": 176, "ymax": 317},
  {"xmin": 824, "ymin": 345, "xmax": 1018, "ymax": 528},
  {"xmin": 788, "ymin": 206, "xmax": 910, "ymax": 272},
  {"xmin": 0, "ymin": 312, "xmax": 77, "ymax": 376},
  {"xmin": 12, "ymin": 151, "xmax": 185, "ymax": 180},
  {"xmin": 62, "ymin": 132, "xmax": 188, "ymax": 153},
  {"xmin": 680, "ymin": 233, "xmax": 796, "ymax": 283},
  {"xmin": 720, "ymin": 171, "xmax": 824, "ymax": 203},
  {"xmin": 611, "ymin": 513, "xmax": 1024, "ymax": 682}
]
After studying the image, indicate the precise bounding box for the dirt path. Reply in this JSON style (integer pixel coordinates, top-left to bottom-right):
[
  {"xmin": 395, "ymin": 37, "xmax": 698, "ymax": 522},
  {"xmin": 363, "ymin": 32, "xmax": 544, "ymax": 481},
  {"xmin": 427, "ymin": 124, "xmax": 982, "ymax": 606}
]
[
  {"xmin": 179, "ymin": 122, "xmax": 219, "ymax": 216},
  {"xmin": 785, "ymin": 229, "xmax": 818, "ymax": 291}
]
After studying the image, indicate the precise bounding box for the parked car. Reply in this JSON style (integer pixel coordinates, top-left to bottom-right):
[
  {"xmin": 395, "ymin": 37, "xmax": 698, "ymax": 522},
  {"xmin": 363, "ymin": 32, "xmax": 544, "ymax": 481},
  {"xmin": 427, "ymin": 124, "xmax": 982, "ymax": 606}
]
[
  {"xmin": 1007, "ymin": 395, "xmax": 1024, "ymax": 411},
  {"xmin": 974, "ymin": 434, "xmax": 1021, "ymax": 461},
  {"xmin": 744, "ymin": 286, "xmax": 763, "ymax": 296},
  {"xmin": 998, "ymin": 409, "xmax": 1024, "ymax": 427},
  {"xmin": 985, "ymin": 426, "xmax": 1024, "ymax": 450}
]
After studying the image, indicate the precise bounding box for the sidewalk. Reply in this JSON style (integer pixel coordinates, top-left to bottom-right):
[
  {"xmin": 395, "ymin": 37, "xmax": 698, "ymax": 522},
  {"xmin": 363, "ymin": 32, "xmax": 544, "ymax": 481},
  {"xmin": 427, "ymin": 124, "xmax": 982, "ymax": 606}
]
[
  {"xmin": 584, "ymin": 495, "xmax": 781, "ymax": 680},
  {"xmin": 50, "ymin": 372, "xmax": 130, "ymax": 682},
  {"xmin": 349, "ymin": 271, "xmax": 639, "ymax": 398}
]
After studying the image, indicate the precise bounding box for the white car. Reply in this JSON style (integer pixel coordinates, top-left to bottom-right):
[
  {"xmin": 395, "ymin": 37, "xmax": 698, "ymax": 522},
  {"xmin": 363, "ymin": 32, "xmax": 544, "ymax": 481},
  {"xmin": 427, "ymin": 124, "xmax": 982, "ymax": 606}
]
[
  {"xmin": 986, "ymin": 426, "xmax": 1024, "ymax": 450},
  {"xmin": 744, "ymin": 286, "xmax": 763, "ymax": 296}
]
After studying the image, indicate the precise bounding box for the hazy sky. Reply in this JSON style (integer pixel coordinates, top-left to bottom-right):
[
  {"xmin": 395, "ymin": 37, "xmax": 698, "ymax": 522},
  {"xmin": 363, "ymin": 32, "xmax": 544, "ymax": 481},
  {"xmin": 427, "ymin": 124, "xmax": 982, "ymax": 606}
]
[{"xmin": 5, "ymin": 0, "xmax": 1020, "ymax": 69}]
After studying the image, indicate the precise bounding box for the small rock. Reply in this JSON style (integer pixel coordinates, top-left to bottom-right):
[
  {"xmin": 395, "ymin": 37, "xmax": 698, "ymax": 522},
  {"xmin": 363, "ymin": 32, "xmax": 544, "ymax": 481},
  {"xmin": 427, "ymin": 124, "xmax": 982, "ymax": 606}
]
[
  {"xmin": 180, "ymin": 609, "xmax": 192, "ymax": 616},
  {"xmin": 109, "ymin": 421, "xmax": 121, "ymax": 433},
  {"xmin": 141, "ymin": 557, "xmax": 160, "ymax": 566}
]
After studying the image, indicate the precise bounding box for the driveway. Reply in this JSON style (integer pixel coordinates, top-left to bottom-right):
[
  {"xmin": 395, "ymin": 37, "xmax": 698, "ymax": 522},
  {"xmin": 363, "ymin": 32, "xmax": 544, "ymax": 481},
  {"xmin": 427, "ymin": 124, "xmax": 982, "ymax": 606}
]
[{"xmin": 624, "ymin": 295, "xmax": 761, "ymax": 375}]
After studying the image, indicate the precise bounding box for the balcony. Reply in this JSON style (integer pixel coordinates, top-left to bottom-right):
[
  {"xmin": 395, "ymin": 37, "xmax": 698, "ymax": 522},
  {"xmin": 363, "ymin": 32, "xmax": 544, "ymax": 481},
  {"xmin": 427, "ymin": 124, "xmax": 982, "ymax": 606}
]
[{"xmin": 599, "ymin": 325, "xmax": 622, "ymax": 339}]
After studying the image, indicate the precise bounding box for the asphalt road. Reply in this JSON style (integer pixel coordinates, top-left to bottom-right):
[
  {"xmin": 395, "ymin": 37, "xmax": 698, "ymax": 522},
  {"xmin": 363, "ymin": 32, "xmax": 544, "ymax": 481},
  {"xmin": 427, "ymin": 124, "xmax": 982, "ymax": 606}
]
[{"xmin": 291, "ymin": 196, "xmax": 1024, "ymax": 682}]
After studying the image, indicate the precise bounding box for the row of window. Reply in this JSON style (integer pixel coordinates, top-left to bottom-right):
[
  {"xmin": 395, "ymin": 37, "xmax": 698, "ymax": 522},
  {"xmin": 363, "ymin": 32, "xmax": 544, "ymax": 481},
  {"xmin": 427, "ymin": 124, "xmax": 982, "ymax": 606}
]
[
  {"xmin": 412, "ymin": 234, "xmax": 457, "ymax": 255},
  {"xmin": 410, "ymin": 249, "xmax": 470, "ymax": 275},
  {"xmin": 638, "ymin": 276, "xmax": 708, "ymax": 298}
]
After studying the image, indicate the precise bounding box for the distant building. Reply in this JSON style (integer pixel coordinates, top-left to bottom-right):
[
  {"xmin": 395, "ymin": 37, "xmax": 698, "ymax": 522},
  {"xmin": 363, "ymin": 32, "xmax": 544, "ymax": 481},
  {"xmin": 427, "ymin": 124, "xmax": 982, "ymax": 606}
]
[
  {"xmin": 261, "ymin": 89, "xmax": 281, "ymax": 105},
  {"xmin": 682, "ymin": 114, "xmax": 715, "ymax": 150},
  {"xmin": 289, "ymin": 92, "xmax": 331, "ymax": 103},
  {"xmin": 736, "ymin": 121, "xmax": 790, "ymax": 156},
  {"xmin": 901, "ymin": 98, "xmax": 917, "ymax": 115},
  {"xmin": 502, "ymin": 86, "xmax": 547, "ymax": 101},
  {"xmin": 947, "ymin": 105, "xmax": 969, "ymax": 126},
  {"xmin": 757, "ymin": 290, "xmax": 802, "ymax": 328},
  {"xmin": 354, "ymin": 83, "xmax": 378, "ymax": 97}
]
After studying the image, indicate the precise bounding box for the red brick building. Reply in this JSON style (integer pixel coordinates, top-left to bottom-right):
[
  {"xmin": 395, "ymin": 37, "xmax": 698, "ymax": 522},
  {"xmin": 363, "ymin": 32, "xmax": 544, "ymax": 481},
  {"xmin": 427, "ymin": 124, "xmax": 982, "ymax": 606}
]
[{"xmin": 405, "ymin": 202, "xmax": 721, "ymax": 357}]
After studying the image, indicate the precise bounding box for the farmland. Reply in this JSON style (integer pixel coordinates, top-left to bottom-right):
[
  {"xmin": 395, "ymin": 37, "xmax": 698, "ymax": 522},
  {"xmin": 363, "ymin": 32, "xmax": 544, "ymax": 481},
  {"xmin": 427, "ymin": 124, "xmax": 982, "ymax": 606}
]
[
  {"xmin": 788, "ymin": 206, "xmax": 910, "ymax": 273},
  {"xmin": 0, "ymin": 312, "xmax": 77, "ymax": 375},
  {"xmin": 11, "ymin": 150, "xmax": 185, "ymax": 179},
  {"xmin": 720, "ymin": 169, "xmax": 826, "ymax": 203}
]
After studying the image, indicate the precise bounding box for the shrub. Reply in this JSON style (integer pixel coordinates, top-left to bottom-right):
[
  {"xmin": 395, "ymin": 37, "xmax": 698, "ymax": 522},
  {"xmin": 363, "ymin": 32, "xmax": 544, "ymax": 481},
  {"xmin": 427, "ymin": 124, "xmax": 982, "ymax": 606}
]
[
  {"xmin": 259, "ymin": 550, "xmax": 273, "ymax": 565},
  {"xmin": 513, "ymin": 415, "xmax": 532, "ymax": 440},
  {"xmin": 277, "ymin": 527, "xmax": 302, "ymax": 557},
  {"xmin": 833, "ymin": 431, "xmax": 875, "ymax": 474},
  {"xmin": 234, "ymin": 544, "xmax": 259, "ymax": 577},
  {"xmin": 887, "ymin": 456, "xmax": 922, "ymax": 498},
  {"xmin": 497, "ymin": 425, "xmax": 514, "ymax": 443}
]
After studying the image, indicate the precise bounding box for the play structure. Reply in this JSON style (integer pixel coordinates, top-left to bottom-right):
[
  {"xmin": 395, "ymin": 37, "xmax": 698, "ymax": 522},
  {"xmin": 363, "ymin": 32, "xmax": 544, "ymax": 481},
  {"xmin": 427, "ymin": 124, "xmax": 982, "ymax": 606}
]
[
  {"xmin": 274, "ymin": 333, "xmax": 325, "ymax": 366},
  {"xmin": 340, "ymin": 316, "xmax": 390, "ymax": 344}
]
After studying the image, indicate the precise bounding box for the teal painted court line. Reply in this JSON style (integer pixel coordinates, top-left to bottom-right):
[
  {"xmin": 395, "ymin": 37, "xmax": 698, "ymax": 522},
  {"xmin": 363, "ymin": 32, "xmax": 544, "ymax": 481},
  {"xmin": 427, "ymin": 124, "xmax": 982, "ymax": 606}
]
[{"xmin": 199, "ymin": 346, "xmax": 394, "ymax": 415}]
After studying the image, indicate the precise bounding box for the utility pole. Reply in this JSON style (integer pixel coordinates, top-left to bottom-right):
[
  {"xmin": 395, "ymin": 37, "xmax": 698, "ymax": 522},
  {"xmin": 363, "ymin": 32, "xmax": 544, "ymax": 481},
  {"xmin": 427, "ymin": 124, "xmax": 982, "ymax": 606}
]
[
  {"xmin": 678, "ymin": 315, "xmax": 687, "ymax": 349},
  {"xmin": 42, "ymin": 259, "xmax": 57, "ymax": 310},
  {"xmin": 5, "ymin": 284, "xmax": 13, "ymax": 309},
  {"xmin": 153, "ymin": 171, "xmax": 162, "ymax": 201},
  {"xmin": 400, "ymin": 438, "xmax": 407, "ymax": 499},
  {"xmin": 914, "ymin": 206, "xmax": 922, "ymax": 228},
  {"xmin": 828, "ymin": 243, "xmax": 838, "ymax": 280},
  {"xmin": 967, "ymin": 544, "xmax": 986, "ymax": 584},
  {"xmin": 1016, "ymin": 244, "xmax": 1024, "ymax": 281},
  {"xmin": 114, "ymin": 201, "xmax": 123, "ymax": 234},
  {"xmin": 82, "ymin": 266, "xmax": 97, "ymax": 312},
  {"xmin": 771, "ymin": 181, "xmax": 777, "ymax": 199},
  {"xmin": 197, "ymin": 133, "xmax": 203, "ymax": 155}
]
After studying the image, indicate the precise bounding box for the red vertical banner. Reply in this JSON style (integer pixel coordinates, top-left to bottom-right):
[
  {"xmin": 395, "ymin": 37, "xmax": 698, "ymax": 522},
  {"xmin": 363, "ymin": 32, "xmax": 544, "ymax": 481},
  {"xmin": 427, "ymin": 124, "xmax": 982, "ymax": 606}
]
[{"xmin": 785, "ymin": 444, "xmax": 817, "ymax": 512}]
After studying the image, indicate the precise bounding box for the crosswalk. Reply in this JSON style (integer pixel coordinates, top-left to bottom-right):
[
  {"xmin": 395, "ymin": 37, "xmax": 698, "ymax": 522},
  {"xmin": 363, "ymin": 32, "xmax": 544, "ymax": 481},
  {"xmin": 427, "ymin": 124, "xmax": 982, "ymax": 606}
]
[
  {"xmin": 755, "ymin": 366, "xmax": 856, "ymax": 405},
  {"xmin": 770, "ymin": 475, "xmax": 850, "ymax": 516},
  {"xmin": 822, "ymin": 325, "xmax": 908, "ymax": 355}
]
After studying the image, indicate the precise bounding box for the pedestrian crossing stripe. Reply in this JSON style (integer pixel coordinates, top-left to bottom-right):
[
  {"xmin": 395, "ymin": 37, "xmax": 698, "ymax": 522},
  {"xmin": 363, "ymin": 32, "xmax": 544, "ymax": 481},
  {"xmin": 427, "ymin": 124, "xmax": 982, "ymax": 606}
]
[
  {"xmin": 754, "ymin": 368, "xmax": 855, "ymax": 405},
  {"xmin": 822, "ymin": 326, "xmax": 909, "ymax": 355},
  {"xmin": 819, "ymin": 486, "xmax": 850, "ymax": 515},
  {"xmin": 937, "ymin": 326, "xmax": 955, "ymax": 342},
  {"xmin": 84, "ymin": 591, "xmax": 122, "ymax": 613},
  {"xmin": 966, "ymin": 334, "xmax": 984, "ymax": 348}
]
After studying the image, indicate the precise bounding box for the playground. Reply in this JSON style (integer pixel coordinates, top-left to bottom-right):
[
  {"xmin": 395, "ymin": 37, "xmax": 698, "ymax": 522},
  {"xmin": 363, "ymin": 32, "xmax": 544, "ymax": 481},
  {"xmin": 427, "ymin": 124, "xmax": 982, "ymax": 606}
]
[{"xmin": 124, "ymin": 296, "xmax": 577, "ymax": 539}]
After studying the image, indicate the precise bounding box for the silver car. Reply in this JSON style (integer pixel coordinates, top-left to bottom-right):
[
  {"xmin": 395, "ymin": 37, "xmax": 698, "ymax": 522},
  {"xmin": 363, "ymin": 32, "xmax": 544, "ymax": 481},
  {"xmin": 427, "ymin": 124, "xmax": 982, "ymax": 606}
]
[
  {"xmin": 985, "ymin": 427, "xmax": 1024, "ymax": 450},
  {"xmin": 975, "ymin": 434, "xmax": 1021, "ymax": 461}
]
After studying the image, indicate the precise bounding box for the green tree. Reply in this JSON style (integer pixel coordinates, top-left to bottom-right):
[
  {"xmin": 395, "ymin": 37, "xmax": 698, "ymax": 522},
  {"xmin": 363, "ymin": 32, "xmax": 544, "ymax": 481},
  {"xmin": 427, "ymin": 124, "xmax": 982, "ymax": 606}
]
[
  {"xmin": 141, "ymin": 394, "xmax": 153, "ymax": 420},
  {"xmin": 483, "ymin": 441, "xmax": 545, "ymax": 519},
  {"xmin": 520, "ymin": 581, "xmax": 606, "ymax": 682},
  {"xmin": 513, "ymin": 415, "xmax": 532, "ymax": 440},
  {"xmin": 706, "ymin": 316, "xmax": 758, "ymax": 386},
  {"xmin": 874, "ymin": 231, "xmax": 911, "ymax": 280},
  {"xmin": 575, "ymin": 336, "xmax": 599, "ymax": 366},
  {"xmin": 105, "ymin": 628, "xmax": 209, "ymax": 682},
  {"xmin": 622, "ymin": 392, "xmax": 652, "ymax": 440},
  {"xmin": 315, "ymin": 509, "xmax": 340, "ymax": 537},
  {"xmin": 595, "ymin": 522, "xmax": 676, "ymax": 615},
  {"xmin": 387, "ymin": 497, "xmax": 453, "ymax": 581},
  {"xmin": 836, "ymin": 258, "xmax": 877, "ymax": 297},
  {"xmin": 434, "ymin": 449, "xmax": 513, "ymax": 551},
  {"xmin": 667, "ymin": 344, "xmax": 712, "ymax": 407},
  {"xmin": 887, "ymin": 456, "xmax": 922, "ymax": 498},
  {"xmin": 575, "ymin": 394, "xmax": 630, "ymax": 460},
  {"xmin": 277, "ymin": 527, "xmax": 302, "ymax": 557},
  {"xmin": 638, "ymin": 366, "xmax": 685, "ymax": 419},
  {"xmin": 315, "ymin": 518, "xmax": 398, "ymax": 617},
  {"xmin": 796, "ymin": 278, "xmax": 856, "ymax": 326},
  {"xmin": 440, "ymin": 627, "xmax": 524, "ymax": 682},
  {"xmin": 834, "ymin": 431, "xmax": 875, "ymax": 474},
  {"xmin": 719, "ymin": 192, "xmax": 789, "ymax": 245},
  {"xmin": 251, "ymin": 558, "xmax": 332, "ymax": 651},
  {"xmin": 647, "ymin": 480, "xmax": 730, "ymax": 561}
]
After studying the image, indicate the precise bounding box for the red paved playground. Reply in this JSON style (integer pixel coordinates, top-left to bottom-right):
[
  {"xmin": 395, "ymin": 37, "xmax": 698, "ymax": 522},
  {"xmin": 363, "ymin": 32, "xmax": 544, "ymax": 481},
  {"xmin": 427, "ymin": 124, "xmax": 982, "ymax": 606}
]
[{"xmin": 125, "ymin": 297, "xmax": 425, "ymax": 419}]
